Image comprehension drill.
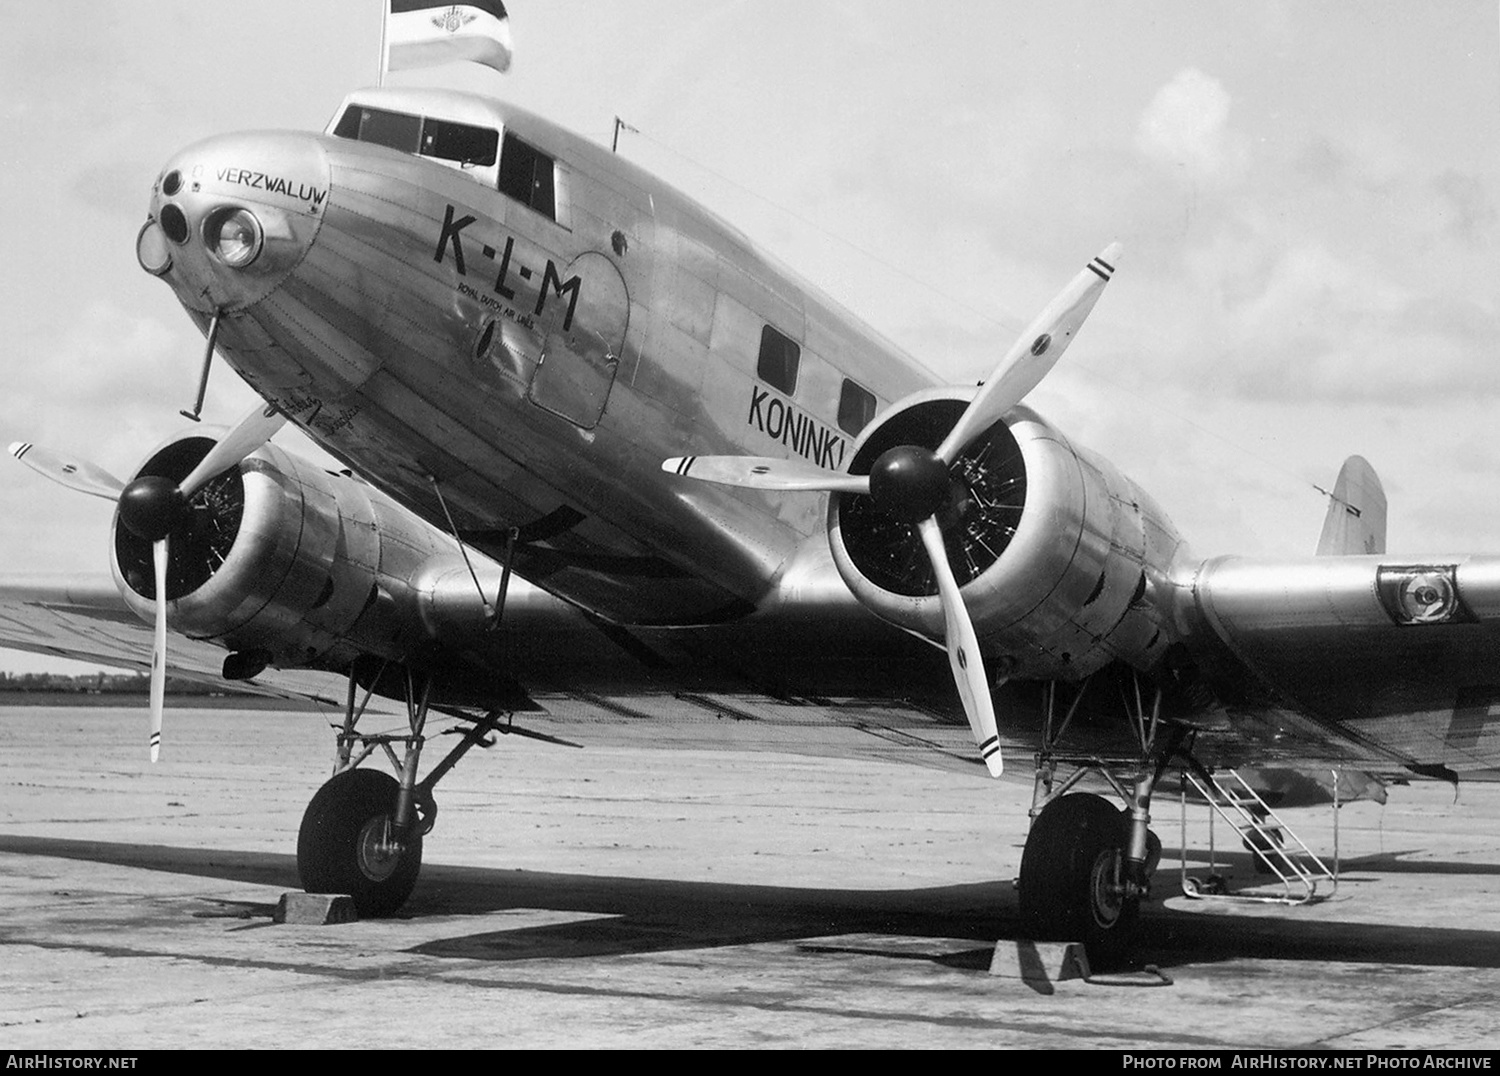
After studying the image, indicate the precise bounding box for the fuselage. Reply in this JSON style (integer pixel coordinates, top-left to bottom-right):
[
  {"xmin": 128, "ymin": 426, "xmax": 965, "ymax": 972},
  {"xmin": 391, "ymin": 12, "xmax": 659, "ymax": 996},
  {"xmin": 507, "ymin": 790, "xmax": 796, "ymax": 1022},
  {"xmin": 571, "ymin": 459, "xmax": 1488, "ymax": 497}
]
[{"xmin": 146, "ymin": 86, "xmax": 957, "ymax": 628}]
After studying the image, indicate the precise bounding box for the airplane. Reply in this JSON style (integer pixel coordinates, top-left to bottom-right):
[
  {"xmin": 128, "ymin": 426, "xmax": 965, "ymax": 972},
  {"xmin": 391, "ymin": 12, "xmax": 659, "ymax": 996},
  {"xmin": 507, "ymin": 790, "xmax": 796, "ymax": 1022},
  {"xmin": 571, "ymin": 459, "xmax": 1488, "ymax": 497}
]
[{"xmin": 5, "ymin": 3, "xmax": 1500, "ymax": 968}]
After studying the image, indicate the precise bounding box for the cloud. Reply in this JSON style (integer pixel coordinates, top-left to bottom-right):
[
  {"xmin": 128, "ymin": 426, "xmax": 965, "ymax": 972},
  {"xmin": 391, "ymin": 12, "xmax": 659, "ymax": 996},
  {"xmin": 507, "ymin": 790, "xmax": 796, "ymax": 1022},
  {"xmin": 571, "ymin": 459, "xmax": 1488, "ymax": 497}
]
[
  {"xmin": 2, "ymin": 299, "xmax": 269, "ymax": 480},
  {"xmin": 1171, "ymin": 237, "xmax": 1500, "ymax": 404},
  {"xmin": 1135, "ymin": 68, "xmax": 1243, "ymax": 179},
  {"xmin": 1432, "ymin": 170, "xmax": 1497, "ymax": 246}
]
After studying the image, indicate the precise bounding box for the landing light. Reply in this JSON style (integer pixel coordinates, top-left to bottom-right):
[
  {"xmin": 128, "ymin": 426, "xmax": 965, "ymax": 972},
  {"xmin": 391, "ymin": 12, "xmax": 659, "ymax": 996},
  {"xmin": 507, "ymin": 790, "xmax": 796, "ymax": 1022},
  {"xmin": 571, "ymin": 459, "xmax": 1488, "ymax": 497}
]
[
  {"xmin": 1376, "ymin": 565, "xmax": 1466, "ymax": 625},
  {"xmin": 203, "ymin": 206, "xmax": 263, "ymax": 269}
]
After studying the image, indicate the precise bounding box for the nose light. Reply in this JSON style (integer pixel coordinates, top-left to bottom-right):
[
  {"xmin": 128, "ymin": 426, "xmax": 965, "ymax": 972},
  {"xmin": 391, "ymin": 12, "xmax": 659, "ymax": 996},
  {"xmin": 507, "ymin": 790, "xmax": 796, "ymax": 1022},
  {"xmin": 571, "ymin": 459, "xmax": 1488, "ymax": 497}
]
[
  {"xmin": 203, "ymin": 206, "xmax": 263, "ymax": 268},
  {"xmin": 159, "ymin": 203, "xmax": 190, "ymax": 244},
  {"xmin": 136, "ymin": 220, "xmax": 173, "ymax": 276}
]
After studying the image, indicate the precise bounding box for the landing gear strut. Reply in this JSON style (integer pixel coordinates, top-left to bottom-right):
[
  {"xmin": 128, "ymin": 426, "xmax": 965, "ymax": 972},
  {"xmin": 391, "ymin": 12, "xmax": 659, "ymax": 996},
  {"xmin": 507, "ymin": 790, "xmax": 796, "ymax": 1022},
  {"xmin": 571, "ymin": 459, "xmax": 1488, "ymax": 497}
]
[
  {"xmin": 296, "ymin": 663, "xmax": 506, "ymax": 916},
  {"xmin": 1017, "ymin": 673, "xmax": 1174, "ymax": 968}
]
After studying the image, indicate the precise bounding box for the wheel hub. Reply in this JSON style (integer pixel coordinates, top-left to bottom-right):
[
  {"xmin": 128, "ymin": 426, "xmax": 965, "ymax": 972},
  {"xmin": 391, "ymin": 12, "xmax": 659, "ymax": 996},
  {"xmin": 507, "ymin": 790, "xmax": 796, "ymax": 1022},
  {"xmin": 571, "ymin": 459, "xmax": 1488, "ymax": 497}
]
[
  {"xmin": 1089, "ymin": 848, "xmax": 1126, "ymax": 928},
  {"xmin": 355, "ymin": 815, "xmax": 403, "ymax": 882}
]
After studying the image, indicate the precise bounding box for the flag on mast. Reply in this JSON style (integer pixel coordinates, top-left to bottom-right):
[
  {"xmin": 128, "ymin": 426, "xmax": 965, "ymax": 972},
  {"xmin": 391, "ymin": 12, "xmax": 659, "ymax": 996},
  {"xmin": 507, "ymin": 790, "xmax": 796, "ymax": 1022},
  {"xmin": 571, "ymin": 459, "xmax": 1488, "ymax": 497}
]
[{"xmin": 385, "ymin": 2, "xmax": 513, "ymax": 75}]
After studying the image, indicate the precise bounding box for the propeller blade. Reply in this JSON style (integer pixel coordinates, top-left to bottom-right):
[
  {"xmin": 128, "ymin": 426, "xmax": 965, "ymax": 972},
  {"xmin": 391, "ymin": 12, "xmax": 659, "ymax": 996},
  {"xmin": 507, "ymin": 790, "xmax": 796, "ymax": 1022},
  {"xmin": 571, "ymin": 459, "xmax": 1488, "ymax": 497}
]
[
  {"xmin": 936, "ymin": 243, "xmax": 1121, "ymax": 464},
  {"xmin": 662, "ymin": 455, "xmax": 870, "ymax": 495},
  {"xmin": 915, "ymin": 516, "xmax": 1003, "ymax": 777},
  {"xmin": 149, "ymin": 538, "xmax": 168, "ymax": 763},
  {"xmin": 178, "ymin": 402, "xmax": 286, "ymax": 499},
  {"xmin": 8, "ymin": 442, "xmax": 125, "ymax": 501}
]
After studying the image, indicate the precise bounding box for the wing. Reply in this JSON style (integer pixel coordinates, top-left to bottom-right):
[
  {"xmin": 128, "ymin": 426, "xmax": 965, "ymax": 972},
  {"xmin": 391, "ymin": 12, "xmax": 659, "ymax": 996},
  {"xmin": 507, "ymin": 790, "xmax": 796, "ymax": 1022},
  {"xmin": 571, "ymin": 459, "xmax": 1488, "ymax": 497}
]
[
  {"xmin": 1190, "ymin": 552, "xmax": 1500, "ymax": 777},
  {"xmin": 531, "ymin": 689, "xmax": 990, "ymax": 776},
  {"xmin": 0, "ymin": 566, "xmax": 997, "ymax": 775},
  {"xmin": 0, "ymin": 573, "xmax": 351, "ymax": 707},
  {"xmin": 11, "ymin": 542, "xmax": 1498, "ymax": 787}
]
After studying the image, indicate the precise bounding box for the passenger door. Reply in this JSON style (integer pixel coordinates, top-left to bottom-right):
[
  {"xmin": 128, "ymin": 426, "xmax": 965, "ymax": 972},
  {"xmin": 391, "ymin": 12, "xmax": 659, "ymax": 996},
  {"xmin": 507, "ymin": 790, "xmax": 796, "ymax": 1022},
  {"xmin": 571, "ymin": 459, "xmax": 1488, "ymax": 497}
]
[{"xmin": 526, "ymin": 251, "xmax": 629, "ymax": 429}]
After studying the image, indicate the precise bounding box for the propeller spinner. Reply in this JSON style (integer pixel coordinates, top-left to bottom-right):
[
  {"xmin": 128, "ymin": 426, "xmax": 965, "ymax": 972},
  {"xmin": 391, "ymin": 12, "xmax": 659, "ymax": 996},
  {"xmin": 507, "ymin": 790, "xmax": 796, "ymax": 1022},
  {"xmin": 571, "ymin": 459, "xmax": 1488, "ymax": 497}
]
[
  {"xmin": 10, "ymin": 401, "xmax": 286, "ymax": 761},
  {"xmin": 663, "ymin": 244, "xmax": 1122, "ymax": 777}
]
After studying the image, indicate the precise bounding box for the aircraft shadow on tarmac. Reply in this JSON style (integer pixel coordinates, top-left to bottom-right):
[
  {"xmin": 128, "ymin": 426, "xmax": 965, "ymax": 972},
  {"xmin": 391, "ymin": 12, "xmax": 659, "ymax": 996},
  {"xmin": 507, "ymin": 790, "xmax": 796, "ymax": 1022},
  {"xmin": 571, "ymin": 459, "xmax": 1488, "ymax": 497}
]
[
  {"xmin": 4, "ymin": 834, "xmax": 1499, "ymax": 973},
  {"xmin": 1337, "ymin": 851, "xmax": 1500, "ymax": 876}
]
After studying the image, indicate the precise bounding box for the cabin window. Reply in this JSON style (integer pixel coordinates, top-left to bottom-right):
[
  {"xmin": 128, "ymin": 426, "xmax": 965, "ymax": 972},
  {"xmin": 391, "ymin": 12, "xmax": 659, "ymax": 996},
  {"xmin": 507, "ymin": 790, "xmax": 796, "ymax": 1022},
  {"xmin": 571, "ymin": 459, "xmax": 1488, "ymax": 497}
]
[
  {"xmin": 756, "ymin": 325, "xmax": 801, "ymax": 396},
  {"xmin": 838, "ymin": 379, "xmax": 877, "ymax": 435},
  {"xmin": 498, "ymin": 132, "xmax": 556, "ymax": 219},
  {"xmin": 334, "ymin": 107, "xmax": 498, "ymax": 168}
]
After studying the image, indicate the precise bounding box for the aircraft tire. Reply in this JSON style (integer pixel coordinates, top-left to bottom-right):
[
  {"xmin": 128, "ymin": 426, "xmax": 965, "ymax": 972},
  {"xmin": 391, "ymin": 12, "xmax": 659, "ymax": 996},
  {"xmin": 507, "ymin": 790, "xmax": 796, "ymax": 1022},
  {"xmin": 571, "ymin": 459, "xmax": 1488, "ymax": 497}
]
[
  {"xmin": 1242, "ymin": 826, "xmax": 1283, "ymax": 875},
  {"xmin": 297, "ymin": 768, "xmax": 423, "ymax": 916},
  {"xmin": 1018, "ymin": 792, "xmax": 1138, "ymax": 968}
]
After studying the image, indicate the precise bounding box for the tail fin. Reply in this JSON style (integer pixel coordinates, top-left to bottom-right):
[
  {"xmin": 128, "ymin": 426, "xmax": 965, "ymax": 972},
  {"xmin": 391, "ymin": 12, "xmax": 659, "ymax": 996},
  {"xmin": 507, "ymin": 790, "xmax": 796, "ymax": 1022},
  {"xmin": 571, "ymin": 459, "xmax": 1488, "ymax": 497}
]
[{"xmin": 1316, "ymin": 455, "xmax": 1387, "ymax": 555}]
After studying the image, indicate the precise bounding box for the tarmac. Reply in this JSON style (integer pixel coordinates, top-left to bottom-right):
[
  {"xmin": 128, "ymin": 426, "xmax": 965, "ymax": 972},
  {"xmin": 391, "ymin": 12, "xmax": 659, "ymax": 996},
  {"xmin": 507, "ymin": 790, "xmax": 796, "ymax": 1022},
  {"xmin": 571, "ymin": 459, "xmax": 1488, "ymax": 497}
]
[{"xmin": 2, "ymin": 706, "xmax": 1500, "ymax": 1050}]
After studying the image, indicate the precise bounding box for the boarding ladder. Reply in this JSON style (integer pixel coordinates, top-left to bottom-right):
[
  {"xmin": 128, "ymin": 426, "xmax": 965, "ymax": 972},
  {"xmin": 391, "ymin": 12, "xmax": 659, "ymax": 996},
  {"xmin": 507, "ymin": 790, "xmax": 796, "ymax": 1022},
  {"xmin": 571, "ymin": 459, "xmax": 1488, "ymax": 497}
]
[{"xmin": 1177, "ymin": 768, "xmax": 1339, "ymax": 905}]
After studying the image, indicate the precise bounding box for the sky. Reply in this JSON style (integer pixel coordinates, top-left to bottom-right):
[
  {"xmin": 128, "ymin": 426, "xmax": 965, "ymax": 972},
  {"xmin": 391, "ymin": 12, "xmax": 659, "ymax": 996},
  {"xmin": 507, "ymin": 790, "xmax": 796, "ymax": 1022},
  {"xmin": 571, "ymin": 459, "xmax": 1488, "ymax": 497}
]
[{"xmin": 0, "ymin": 1, "xmax": 1496, "ymax": 673}]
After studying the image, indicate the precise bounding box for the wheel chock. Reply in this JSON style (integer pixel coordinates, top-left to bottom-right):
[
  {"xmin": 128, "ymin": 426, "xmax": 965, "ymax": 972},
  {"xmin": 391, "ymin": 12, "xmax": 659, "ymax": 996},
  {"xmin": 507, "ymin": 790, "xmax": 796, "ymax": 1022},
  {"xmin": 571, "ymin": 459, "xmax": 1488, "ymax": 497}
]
[
  {"xmin": 274, "ymin": 893, "xmax": 359, "ymax": 925},
  {"xmin": 988, "ymin": 939, "xmax": 1090, "ymax": 983}
]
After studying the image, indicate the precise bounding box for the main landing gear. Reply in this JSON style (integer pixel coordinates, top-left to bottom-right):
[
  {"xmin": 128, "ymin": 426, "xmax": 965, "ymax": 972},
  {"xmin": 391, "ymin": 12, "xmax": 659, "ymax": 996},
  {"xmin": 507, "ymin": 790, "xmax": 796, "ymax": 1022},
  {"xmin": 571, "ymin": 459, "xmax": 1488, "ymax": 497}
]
[
  {"xmin": 299, "ymin": 767, "xmax": 423, "ymax": 915},
  {"xmin": 296, "ymin": 664, "xmax": 506, "ymax": 916},
  {"xmin": 1016, "ymin": 674, "xmax": 1173, "ymax": 968}
]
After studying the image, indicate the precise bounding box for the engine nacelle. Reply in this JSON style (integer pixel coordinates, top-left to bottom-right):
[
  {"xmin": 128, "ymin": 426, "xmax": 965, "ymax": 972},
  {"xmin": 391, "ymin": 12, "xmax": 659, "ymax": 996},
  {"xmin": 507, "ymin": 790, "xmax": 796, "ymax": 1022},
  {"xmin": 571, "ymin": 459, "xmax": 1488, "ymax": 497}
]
[
  {"xmin": 112, "ymin": 433, "xmax": 459, "ymax": 670},
  {"xmin": 827, "ymin": 394, "xmax": 1184, "ymax": 680}
]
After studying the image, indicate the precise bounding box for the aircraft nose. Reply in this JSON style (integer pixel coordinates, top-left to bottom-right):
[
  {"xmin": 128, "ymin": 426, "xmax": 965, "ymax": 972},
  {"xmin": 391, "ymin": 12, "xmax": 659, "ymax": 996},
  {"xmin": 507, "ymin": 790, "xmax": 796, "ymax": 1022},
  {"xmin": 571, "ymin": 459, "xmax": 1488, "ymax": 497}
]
[{"xmin": 138, "ymin": 132, "xmax": 331, "ymax": 313}]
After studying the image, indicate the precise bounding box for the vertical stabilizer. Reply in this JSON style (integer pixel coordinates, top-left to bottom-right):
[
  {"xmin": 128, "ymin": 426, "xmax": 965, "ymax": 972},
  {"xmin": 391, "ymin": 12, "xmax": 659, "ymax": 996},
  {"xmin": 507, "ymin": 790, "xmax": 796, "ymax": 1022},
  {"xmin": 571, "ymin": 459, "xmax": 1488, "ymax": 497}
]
[{"xmin": 1316, "ymin": 455, "xmax": 1386, "ymax": 555}]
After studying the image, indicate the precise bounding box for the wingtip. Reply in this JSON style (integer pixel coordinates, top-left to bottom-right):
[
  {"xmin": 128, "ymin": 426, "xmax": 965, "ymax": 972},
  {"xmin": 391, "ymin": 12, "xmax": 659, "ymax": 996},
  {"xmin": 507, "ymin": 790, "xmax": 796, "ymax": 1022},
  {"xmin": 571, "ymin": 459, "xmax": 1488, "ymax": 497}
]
[
  {"xmin": 1099, "ymin": 241, "xmax": 1123, "ymax": 267},
  {"xmin": 8, "ymin": 442, "xmax": 26, "ymax": 459}
]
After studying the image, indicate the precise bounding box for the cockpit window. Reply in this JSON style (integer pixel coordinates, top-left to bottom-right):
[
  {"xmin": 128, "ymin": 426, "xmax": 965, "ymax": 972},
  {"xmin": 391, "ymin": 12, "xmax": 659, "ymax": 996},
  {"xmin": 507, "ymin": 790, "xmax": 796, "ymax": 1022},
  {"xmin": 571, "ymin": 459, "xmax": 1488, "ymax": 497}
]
[
  {"xmin": 334, "ymin": 106, "xmax": 419, "ymax": 152},
  {"xmin": 333, "ymin": 106, "xmax": 498, "ymax": 167},
  {"xmin": 498, "ymin": 132, "xmax": 556, "ymax": 220},
  {"xmin": 421, "ymin": 119, "xmax": 498, "ymax": 166}
]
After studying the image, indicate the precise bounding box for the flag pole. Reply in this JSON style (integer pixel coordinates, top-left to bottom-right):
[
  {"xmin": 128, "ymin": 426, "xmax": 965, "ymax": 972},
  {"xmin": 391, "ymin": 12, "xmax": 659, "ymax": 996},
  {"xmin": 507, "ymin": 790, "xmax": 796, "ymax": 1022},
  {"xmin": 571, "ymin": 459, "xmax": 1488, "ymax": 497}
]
[{"xmin": 377, "ymin": 1, "xmax": 388, "ymax": 86}]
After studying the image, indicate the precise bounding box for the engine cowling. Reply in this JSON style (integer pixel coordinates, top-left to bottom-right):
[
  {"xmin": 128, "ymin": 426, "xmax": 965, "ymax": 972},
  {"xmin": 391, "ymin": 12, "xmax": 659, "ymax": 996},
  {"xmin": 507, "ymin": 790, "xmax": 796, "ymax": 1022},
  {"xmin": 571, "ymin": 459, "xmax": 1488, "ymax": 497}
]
[
  {"xmin": 112, "ymin": 433, "xmax": 457, "ymax": 671},
  {"xmin": 827, "ymin": 393, "xmax": 1183, "ymax": 680}
]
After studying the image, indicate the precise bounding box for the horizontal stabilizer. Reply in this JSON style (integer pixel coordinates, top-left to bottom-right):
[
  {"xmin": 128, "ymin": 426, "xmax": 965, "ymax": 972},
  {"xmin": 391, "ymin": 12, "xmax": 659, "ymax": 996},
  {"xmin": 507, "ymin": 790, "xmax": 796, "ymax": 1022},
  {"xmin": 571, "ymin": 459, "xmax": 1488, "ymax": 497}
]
[{"xmin": 1316, "ymin": 455, "xmax": 1386, "ymax": 556}]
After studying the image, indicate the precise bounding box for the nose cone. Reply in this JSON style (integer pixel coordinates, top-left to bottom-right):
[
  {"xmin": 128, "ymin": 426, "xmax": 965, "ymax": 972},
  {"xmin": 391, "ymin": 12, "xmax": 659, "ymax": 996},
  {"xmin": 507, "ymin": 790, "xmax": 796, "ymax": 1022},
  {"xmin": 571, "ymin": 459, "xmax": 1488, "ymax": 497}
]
[{"xmin": 141, "ymin": 132, "xmax": 331, "ymax": 313}]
